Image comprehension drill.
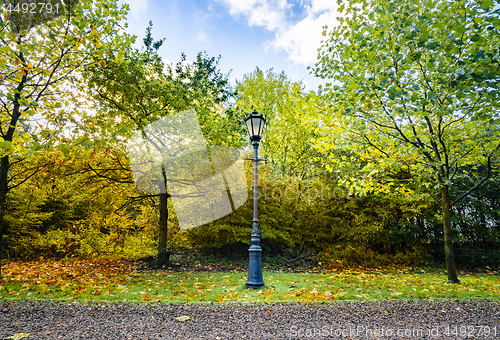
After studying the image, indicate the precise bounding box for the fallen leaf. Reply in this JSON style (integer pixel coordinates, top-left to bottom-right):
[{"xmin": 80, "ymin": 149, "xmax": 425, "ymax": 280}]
[
  {"xmin": 174, "ymin": 316, "xmax": 191, "ymax": 322},
  {"xmin": 4, "ymin": 333, "xmax": 30, "ymax": 340}
]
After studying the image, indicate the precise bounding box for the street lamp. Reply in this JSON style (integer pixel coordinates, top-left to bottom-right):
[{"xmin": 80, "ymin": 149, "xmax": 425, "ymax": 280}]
[{"xmin": 244, "ymin": 109, "xmax": 266, "ymax": 289}]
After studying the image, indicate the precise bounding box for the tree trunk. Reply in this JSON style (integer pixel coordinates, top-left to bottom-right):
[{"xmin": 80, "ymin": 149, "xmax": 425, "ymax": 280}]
[
  {"xmin": 156, "ymin": 191, "xmax": 170, "ymax": 268},
  {"xmin": 0, "ymin": 155, "xmax": 9, "ymax": 277},
  {"xmin": 441, "ymin": 184, "xmax": 460, "ymax": 283},
  {"xmin": 0, "ymin": 51, "xmax": 26, "ymax": 277}
]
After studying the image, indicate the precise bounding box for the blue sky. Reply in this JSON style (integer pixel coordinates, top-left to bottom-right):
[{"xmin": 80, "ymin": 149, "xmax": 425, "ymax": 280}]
[{"xmin": 120, "ymin": 0, "xmax": 340, "ymax": 91}]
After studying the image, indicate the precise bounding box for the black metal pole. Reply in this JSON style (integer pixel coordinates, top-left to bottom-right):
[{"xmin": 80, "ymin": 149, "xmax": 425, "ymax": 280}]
[{"xmin": 246, "ymin": 139, "xmax": 264, "ymax": 289}]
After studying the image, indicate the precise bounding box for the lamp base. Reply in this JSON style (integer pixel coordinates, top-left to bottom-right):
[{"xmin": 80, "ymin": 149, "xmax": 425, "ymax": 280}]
[{"xmin": 246, "ymin": 245, "xmax": 264, "ymax": 289}]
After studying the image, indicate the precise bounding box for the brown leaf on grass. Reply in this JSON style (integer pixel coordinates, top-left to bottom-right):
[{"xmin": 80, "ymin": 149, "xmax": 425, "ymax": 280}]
[{"xmin": 3, "ymin": 259, "xmax": 137, "ymax": 287}]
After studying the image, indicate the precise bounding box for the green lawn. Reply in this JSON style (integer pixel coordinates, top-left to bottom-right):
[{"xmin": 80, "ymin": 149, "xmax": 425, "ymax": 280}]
[{"xmin": 0, "ymin": 260, "xmax": 499, "ymax": 303}]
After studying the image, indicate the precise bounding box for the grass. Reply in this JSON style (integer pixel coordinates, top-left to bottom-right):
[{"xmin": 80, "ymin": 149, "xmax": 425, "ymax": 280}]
[{"xmin": 0, "ymin": 259, "xmax": 499, "ymax": 303}]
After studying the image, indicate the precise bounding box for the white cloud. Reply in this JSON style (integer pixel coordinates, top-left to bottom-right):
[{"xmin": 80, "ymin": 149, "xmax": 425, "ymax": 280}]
[
  {"xmin": 197, "ymin": 31, "xmax": 209, "ymax": 43},
  {"xmin": 219, "ymin": 0, "xmax": 290, "ymax": 31},
  {"xmin": 125, "ymin": 0, "xmax": 150, "ymax": 20},
  {"xmin": 217, "ymin": 0, "xmax": 339, "ymax": 65},
  {"xmin": 271, "ymin": 4, "xmax": 338, "ymax": 64}
]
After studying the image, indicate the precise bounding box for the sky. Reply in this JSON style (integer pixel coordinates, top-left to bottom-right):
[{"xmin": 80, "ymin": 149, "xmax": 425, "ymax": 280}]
[{"xmin": 119, "ymin": 0, "xmax": 340, "ymax": 91}]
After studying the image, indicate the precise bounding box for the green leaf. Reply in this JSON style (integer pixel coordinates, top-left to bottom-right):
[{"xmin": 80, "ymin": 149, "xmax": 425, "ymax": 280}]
[
  {"xmin": 0, "ymin": 141, "xmax": 12, "ymax": 150},
  {"xmin": 367, "ymin": 50, "xmax": 377, "ymax": 61},
  {"xmin": 30, "ymin": 142, "xmax": 41, "ymax": 151},
  {"xmin": 390, "ymin": 162, "xmax": 399, "ymax": 172}
]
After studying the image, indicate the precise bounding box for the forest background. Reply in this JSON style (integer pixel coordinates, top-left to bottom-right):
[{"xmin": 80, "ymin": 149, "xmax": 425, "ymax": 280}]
[{"xmin": 0, "ymin": 0, "xmax": 499, "ymax": 283}]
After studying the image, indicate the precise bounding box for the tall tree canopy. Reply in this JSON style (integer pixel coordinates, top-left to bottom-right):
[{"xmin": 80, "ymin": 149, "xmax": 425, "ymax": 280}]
[
  {"xmin": 235, "ymin": 68, "xmax": 320, "ymax": 179},
  {"xmin": 81, "ymin": 23, "xmax": 240, "ymax": 267},
  {"xmin": 313, "ymin": 0, "xmax": 500, "ymax": 282},
  {"xmin": 0, "ymin": 0, "xmax": 132, "ymax": 275}
]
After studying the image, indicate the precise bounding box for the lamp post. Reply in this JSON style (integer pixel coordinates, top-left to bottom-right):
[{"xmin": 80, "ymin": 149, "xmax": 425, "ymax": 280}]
[{"xmin": 244, "ymin": 109, "xmax": 266, "ymax": 289}]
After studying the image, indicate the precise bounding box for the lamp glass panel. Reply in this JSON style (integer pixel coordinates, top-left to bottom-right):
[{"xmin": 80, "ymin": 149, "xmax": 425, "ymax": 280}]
[
  {"xmin": 245, "ymin": 118, "xmax": 253, "ymax": 137},
  {"xmin": 251, "ymin": 116, "xmax": 262, "ymax": 137}
]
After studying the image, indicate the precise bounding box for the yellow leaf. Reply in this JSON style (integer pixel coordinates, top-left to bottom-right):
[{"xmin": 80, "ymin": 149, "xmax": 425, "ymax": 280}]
[
  {"xmin": 174, "ymin": 316, "xmax": 191, "ymax": 322},
  {"xmin": 4, "ymin": 333, "xmax": 30, "ymax": 340},
  {"xmin": 101, "ymin": 60, "xmax": 106, "ymax": 67}
]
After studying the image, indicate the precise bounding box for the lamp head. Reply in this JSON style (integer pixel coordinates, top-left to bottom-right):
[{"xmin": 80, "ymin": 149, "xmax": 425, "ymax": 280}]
[{"xmin": 244, "ymin": 109, "xmax": 266, "ymax": 142}]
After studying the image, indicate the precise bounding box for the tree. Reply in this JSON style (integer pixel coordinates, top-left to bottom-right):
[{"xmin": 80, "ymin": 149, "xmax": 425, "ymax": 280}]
[
  {"xmin": 82, "ymin": 23, "xmax": 240, "ymax": 267},
  {"xmin": 312, "ymin": 0, "xmax": 500, "ymax": 282},
  {"xmin": 234, "ymin": 68, "xmax": 321, "ymax": 179},
  {"xmin": 0, "ymin": 0, "xmax": 131, "ymax": 275},
  {"xmin": 4, "ymin": 146, "xmax": 144, "ymax": 259}
]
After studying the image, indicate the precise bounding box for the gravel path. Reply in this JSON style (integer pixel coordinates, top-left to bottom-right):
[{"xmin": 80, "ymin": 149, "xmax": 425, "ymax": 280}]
[{"xmin": 1, "ymin": 300, "xmax": 499, "ymax": 339}]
